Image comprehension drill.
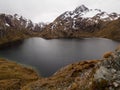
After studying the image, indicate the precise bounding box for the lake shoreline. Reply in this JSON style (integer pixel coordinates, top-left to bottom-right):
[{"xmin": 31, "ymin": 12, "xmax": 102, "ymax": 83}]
[
  {"xmin": 0, "ymin": 36, "xmax": 120, "ymax": 48},
  {"xmin": 1, "ymin": 46, "xmax": 120, "ymax": 89},
  {"xmin": 0, "ymin": 37, "xmax": 119, "ymax": 77}
]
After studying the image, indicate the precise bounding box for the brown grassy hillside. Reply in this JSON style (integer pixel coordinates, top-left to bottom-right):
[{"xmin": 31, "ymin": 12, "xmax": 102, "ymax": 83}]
[
  {"xmin": 0, "ymin": 58, "xmax": 39, "ymax": 90},
  {"xmin": 96, "ymin": 18, "xmax": 120, "ymax": 40}
]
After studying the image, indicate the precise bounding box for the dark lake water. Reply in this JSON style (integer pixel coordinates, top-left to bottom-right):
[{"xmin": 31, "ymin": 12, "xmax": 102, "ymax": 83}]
[{"xmin": 0, "ymin": 38, "xmax": 119, "ymax": 77}]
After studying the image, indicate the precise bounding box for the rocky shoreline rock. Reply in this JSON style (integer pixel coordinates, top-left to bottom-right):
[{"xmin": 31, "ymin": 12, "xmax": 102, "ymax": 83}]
[{"xmin": 1, "ymin": 46, "xmax": 120, "ymax": 90}]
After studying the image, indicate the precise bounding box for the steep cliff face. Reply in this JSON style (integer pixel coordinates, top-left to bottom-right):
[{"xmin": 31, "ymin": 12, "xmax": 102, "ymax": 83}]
[{"xmin": 22, "ymin": 46, "xmax": 120, "ymax": 90}]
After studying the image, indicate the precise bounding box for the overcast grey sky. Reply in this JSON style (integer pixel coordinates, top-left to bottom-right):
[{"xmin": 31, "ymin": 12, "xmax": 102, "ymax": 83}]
[{"xmin": 0, "ymin": 0, "xmax": 120, "ymax": 23}]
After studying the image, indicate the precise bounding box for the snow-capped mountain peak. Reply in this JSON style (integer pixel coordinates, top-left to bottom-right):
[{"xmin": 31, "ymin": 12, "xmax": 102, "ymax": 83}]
[
  {"xmin": 74, "ymin": 5, "xmax": 89, "ymax": 13},
  {"xmin": 58, "ymin": 5, "xmax": 120, "ymax": 22},
  {"xmin": 47, "ymin": 4, "xmax": 120, "ymax": 32}
]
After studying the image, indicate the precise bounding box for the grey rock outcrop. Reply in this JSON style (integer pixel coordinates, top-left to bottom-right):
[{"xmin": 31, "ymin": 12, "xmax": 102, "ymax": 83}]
[{"xmin": 94, "ymin": 47, "xmax": 120, "ymax": 90}]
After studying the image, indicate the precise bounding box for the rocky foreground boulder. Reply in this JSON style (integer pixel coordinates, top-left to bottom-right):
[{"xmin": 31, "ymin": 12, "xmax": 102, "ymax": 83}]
[
  {"xmin": 1, "ymin": 46, "xmax": 120, "ymax": 90},
  {"xmin": 22, "ymin": 46, "xmax": 120, "ymax": 90}
]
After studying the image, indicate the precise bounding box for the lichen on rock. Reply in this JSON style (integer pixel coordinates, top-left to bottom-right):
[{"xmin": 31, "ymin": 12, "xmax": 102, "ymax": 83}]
[{"xmin": 94, "ymin": 47, "xmax": 120, "ymax": 90}]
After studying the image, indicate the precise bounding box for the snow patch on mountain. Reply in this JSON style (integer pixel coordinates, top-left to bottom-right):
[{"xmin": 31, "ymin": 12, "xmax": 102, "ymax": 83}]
[
  {"xmin": 46, "ymin": 5, "xmax": 120, "ymax": 32},
  {"xmin": 5, "ymin": 23, "xmax": 10, "ymax": 27},
  {"xmin": 81, "ymin": 9, "xmax": 101, "ymax": 18},
  {"xmin": 60, "ymin": 5, "xmax": 120, "ymax": 22}
]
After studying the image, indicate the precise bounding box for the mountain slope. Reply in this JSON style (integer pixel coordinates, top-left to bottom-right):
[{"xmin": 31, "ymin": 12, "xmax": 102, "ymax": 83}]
[
  {"xmin": 40, "ymin": 5, "xmax": 120, "ymax": 40},
  {"xmin": 95, "ymin": 18, "xmax": 120, "ymax": 40},
  {"xmin": 0, "ymin": 13, "xmax": 47, "ymax": 45},
  {"xmin": 0, "ymin": 5, "xmax": 120, "ymax": 45}
]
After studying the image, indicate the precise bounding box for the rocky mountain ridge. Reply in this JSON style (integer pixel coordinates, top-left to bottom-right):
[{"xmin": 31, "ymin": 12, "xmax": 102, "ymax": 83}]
[
  {"xmin": 0, "ymin": 5, "xmax": 120, "ymax": 45},
  {"xmin": 0, "ymin": 13, "xmax": 47, "ymax": 32},
  {"xmin": 64, "ymin": 5, "xmax": 120, "ymax": 21},
  {"xmin": 0, "ymin": 13, "xmax": 47, "ymax": 45},
  {"xmin": 40, "ymin": 5, "xmax": 120, "ymax": 40},
  {"xmin": 50, "ymin": 5, "xmax": 120, "ymax": 31}
]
